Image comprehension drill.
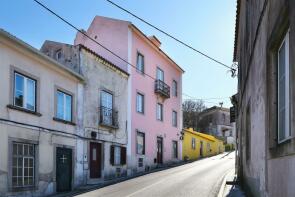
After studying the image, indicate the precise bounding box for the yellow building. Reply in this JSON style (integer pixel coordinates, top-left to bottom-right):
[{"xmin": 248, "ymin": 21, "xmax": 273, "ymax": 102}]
[{"xmin": 182, "ymin": 128, "xmax": 225, "ymax": 160}]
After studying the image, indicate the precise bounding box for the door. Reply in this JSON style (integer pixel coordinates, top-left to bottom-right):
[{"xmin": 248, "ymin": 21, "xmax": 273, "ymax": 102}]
[
  {"xmin": 157, "ymin": 137, "xmax": 163, "ymax": 164},
  {"xmin": 200, "ymin": 141, "xmax": 203, "ymax": 157},
  {"xmin": 56, "ymin": 147, "xmax": 72, "ymax": 192},
  {"xmin": 90, "ymin": 142, "xmax": 102, "ymax": 178}
]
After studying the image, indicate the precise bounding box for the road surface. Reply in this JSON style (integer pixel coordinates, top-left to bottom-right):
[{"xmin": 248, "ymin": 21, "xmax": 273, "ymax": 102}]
[{"xmin": 76, "ymin": 152, "xmax": 235, "ymax": 197}]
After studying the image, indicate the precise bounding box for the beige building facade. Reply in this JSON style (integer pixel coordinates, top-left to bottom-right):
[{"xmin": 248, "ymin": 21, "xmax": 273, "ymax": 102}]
[
  {"xmin": 0, "ymin": 29, "xmax": 85, "ymax": 196},
  {"xmin": 41, "ymin": 41, "xmax": 129, "ymax": 184}
]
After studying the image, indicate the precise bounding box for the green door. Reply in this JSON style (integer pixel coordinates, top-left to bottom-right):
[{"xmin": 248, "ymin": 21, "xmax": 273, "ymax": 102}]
[{"xmin": 56, "ymin": 147, "xmax": 72, "ymax": 192}]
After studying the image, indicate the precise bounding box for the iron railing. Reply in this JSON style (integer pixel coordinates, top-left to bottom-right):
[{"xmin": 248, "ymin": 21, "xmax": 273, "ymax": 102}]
[
  {"xmin": 155, "ymin": 79, "xmax": 170, "ymax": 98},
  {"xmin": 99, "ymin": 106, "xmax": 118, "ymax": 128}
]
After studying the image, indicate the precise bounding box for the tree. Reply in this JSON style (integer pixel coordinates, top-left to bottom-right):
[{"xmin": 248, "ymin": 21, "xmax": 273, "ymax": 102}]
[{"xmin": 182, "ymin": 100, "xmax": 206, "ymax": 130}]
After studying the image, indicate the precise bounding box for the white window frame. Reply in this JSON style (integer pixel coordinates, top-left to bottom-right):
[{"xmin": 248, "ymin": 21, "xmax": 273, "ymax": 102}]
[
  {"xmin": 14, "ymin": 72, "xmax": 36, "ymax": 112},
  {"xmin": 136, "ymin": 93, "xmax": 144, "ymax": 114},
  {"xmin": 157, "ymin": 103, "xmax": 163, "ymax": 121},
  {"xmin": 136, "ymin": 53, "xmax": 144, "ymax": 73},
  {"xmin": 12, "ymin": 143, "xmax": 35, "ymax": 188},
  {"xmin": 192, "ymin": 138, "xmax": 196, "ymax": 149},
  {"xmin": 277, "ymin": 30, "xmax": 291, "ymax": 144},
  {"xmin": 172, "ymin": 80, "xmax": 178, "ymax": 97},
  {"xmin": 172, "ymin": 110, "xmax": 177, "ymax": 127},
  {"xmin": 57, "ymin": 90, "xmax": 72, "ymax": 122},
  {"xmin": 156, "ymin": 67, "xmax": 164, "ymax": 81}
]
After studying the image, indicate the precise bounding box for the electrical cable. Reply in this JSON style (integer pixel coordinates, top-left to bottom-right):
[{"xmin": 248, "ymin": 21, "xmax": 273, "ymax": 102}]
[
  {"xmin": 106, "ymin": 0, "xmax": 236, "ymax": 73},
  {"xmin": 32, "ymin": 0, "xmax": 229, "ymax": 105}
]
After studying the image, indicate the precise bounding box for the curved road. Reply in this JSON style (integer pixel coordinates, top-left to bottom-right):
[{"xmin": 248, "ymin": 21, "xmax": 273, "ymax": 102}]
[{"xmin": 76, "ymin": 152, "xmax": 235, "ymax": 197}]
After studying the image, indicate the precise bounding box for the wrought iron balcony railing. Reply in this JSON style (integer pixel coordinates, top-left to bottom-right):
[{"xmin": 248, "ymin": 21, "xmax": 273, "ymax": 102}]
[
  {"xmin": 155, "ymin": 79, "xmax": 170, "ymax": 98},
  {"xmin": 99, "ymin": 106, "xmax": 118, "ymax": 128}
]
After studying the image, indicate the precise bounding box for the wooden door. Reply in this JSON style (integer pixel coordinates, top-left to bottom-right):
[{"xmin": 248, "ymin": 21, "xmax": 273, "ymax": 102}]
[
  {"xmin": 157, "ymin": 137, "xmax": 163, "ymax": 164},
  {"xmin": 56, "ymin": 147, "xmax": 72, "ymax": 192},
  {"xmin": 90, "ymin": 142, "xmax": 102, "ymax": 178}
]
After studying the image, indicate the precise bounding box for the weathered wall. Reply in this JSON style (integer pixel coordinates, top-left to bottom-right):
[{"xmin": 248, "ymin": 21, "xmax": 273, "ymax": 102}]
[
  {"xmin": 235, "ymin": 0, "xmax": 295, "ymax": 196},
  {"xmin": 80, "ymin": 48, "xmax": 128, "ymax": 181}
]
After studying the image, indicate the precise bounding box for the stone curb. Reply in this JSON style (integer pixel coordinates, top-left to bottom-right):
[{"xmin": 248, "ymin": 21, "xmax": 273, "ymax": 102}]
[{"xmin": 217, "ymin": 168, "xmax": 235, "ymax": 197}]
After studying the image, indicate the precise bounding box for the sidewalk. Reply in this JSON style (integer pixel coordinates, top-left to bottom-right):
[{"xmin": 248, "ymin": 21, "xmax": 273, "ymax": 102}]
[{"xmin": 219, "ymin": 169, "xmax": 246, "ymax": 197}]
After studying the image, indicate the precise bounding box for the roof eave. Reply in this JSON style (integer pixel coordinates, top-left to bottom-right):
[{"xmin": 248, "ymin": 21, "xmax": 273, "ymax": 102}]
[
  {"xmin": 233, "ymin": 0, "xmax": 241, "ymax": 62},
  {"xmin": 129, "ymin": 24, "xmax": 185, "ymax": 73},
  {"xmin": 0, "ymin": 29, "xmax": 85, "ymax": 82}
]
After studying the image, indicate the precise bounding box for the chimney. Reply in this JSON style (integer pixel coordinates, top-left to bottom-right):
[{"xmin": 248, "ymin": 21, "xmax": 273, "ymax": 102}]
[{"xmin": 148, "ymin": 35, "xmax": 161, "ymax": 48}]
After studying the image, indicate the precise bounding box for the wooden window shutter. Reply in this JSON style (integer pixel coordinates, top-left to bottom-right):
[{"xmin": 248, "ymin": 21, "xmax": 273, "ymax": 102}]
[
  {"xmin": 110, "ymin": 145, "xmax": 115, "ymax": 165},
  {"xmin": 121, "ymin": 146, "xmax": 126, "ymax": 165}
]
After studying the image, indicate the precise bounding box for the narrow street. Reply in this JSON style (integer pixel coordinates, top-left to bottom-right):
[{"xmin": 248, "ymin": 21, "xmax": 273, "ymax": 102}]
[{"xmin": 76, "ymin": 152, "xmax": 235, "ymax": 197}]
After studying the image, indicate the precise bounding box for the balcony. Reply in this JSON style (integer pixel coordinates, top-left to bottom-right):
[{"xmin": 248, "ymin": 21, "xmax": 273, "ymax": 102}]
[
  {"xmin": 155, "ymin": 80, "xmax": 170, "ymax": 98},
  {"xmin": 99, "ymin": 106, "xmax": 119, "ymax": 129}
]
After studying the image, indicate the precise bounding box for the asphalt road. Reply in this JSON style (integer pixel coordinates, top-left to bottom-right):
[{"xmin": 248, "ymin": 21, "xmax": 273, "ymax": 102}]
[{"xmin": 76, "ymin": 152, "xmax": 235, "ymax": 197}]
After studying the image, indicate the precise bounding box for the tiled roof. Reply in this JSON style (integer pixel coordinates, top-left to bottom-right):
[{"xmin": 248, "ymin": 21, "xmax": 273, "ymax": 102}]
[{"xmin": 78, "ymin": 44, "xmax": 129, "ymax": 76}]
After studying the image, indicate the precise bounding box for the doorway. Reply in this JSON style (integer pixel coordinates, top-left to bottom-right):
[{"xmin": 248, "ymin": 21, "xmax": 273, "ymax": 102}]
[
  {"xmin": 90, "ymin": 142, "xmax": 102, "ymax": 178},
  {"xmin": 56, "ymin": 147, "xmax": 72, "ymax": 192},
  {"xmin": 157, "ymin": 137, "xmax": 163, "ymax": 164}
]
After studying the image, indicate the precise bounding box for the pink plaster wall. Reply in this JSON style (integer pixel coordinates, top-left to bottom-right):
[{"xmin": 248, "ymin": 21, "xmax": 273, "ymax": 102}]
[
  {"xmin": 74, "ymin": 16, "xmax": 130, "ymax": 71},
  {"xmin": 130, "ymin": 31, "xmax": 183, "ymax": 163},
  {"xmin": 75, "ymin": 16, "xmax": 183, "ymax": 168}
]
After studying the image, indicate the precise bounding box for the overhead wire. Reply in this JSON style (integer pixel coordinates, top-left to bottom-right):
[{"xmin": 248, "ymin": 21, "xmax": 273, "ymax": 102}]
[
  {"xmin": 32, "ymin": 0, "xmax": 229, "ymax": 104},
  {"xmin": 106, "ymin": 0, "xmax": 236, "ymax": 74}
]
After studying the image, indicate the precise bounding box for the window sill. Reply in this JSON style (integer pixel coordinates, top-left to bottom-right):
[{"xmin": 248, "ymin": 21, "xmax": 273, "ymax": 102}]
[
  {"xmin": 136, "ymin": 153, "xmax": 145, "ymax": 156},
  {"xmin": 53, "ymin": 117, "xmax": 76, "ymax": 126},
  {"xmin": 10, "ymin": 186, "xmax": 37, "ymax": 192},
  {"xmin": 277, "ymin": 137, "xmax": 292, "ymax": 146},
  {"xmin": 136, "ymin": 69, "xmax": 145, "ymax": 76},
  {"xmin": 99, "ymin": 123, "xmax": 119, "ymax": 129},
  {"xmin": 136, "ymin": 111, "xmax": 145, "ymax": 115},
  {"xmin": 7, "ymin": 105, "xmax": 42, "ymax": 117}
]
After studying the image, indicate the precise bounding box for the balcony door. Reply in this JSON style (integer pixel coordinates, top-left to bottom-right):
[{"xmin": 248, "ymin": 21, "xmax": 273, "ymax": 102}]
[
  {"xmin": 101, "ymin": 91, "xmax": 113, "ymax": 125},
  {"xmin": 156, "ymin": 68, "xmax": 164, "ymax": 81}
]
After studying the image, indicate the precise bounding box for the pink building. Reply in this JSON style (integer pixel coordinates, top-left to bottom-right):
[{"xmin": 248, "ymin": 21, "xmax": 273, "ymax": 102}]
[{"xmin": 75, "ymin": 16, "xmax": 184, "ymax": 174}]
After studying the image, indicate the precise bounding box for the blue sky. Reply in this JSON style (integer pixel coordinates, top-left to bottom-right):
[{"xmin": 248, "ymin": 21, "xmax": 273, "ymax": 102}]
[{"xmin": 1, "ymin": 0, "xmax": 237, "ymax": 107}]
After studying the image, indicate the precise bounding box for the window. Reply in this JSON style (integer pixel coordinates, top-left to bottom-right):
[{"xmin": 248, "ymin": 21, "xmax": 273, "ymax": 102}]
[
  {"xmin": 137, "ymin": 131, "xmax": 145, "ymax": 155},
  {"xmin": 12, "ymin": 143, "xmax": 35, "ymax": 188},
  {"xmin": 192, "ymin": 138, "xmax": 196, "ymax": 149},
  {"xmin": 172, "ymin": 141, "xmax": 178, "ymax": 158},
  {"xmin": 172, "ymin": 80, "xmax": 177, "ymax": 97},
  {"xmin": 101, "ymin": 91, "xmax": 113, "ymax": 125},
  {"xmin": 14, "ymin": 72, "xmax": 36, "ymax": 111},
  {"xmin": 57, "ymin": 90, "xmax": 72, "ymax": 122},
  {"xmin": 136, "ymin": 53, "xmax": 144, "ymax": 73},
  {"xmin": 114, "ymin": 146, "xmax": 121, "ymax": 165},
  {"xmin": 156, "ymin": 67, "xmax": 164, "ymax": 81},
  {"xmin": 278, "ymin": 30, "xmax": 290, "ymax": 143},
  {"xmin": 110, "ymin": 146, "xmax": 126, "ymax": 166},
  {"xmin": 156, "ymin": 103, "xmax": 163, "ymax": 121},
  {"xmin": 136, "ymin": 93, "xmax": 144, "ymax": 113},
  {"xmin": 207, "ymin": 143, "xmax": 211, "ymax": 152},
  {"xmin": 172, "ymin": 111, "xmax": 177, "ymax": 127}
]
